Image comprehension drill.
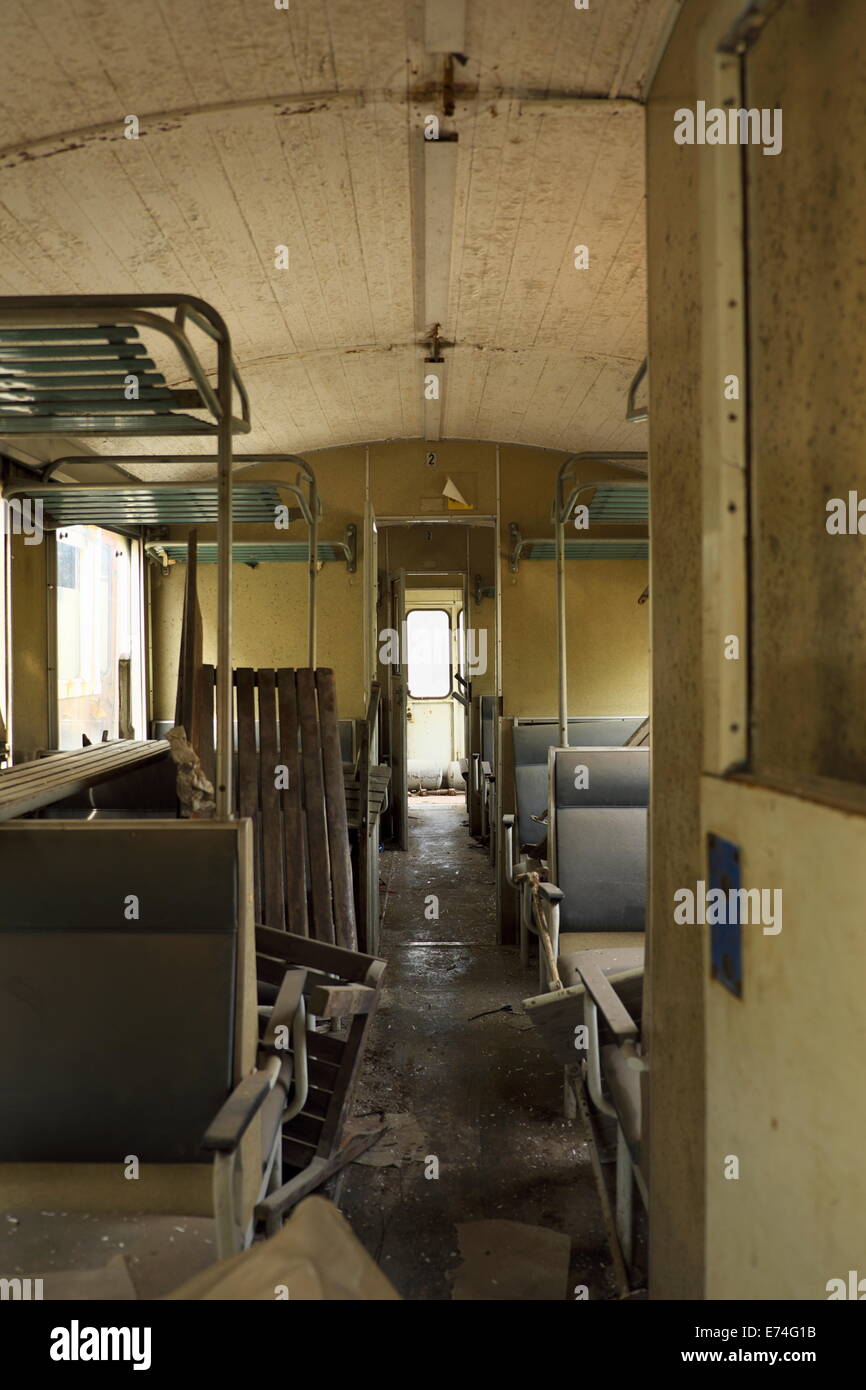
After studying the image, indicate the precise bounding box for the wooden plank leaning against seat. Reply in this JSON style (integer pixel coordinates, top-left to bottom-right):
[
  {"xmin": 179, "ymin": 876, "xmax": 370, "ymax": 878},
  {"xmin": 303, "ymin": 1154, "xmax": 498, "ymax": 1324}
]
[{"xmin": 277, "ymin": 668, "xmax": 308, "ymax": 937}]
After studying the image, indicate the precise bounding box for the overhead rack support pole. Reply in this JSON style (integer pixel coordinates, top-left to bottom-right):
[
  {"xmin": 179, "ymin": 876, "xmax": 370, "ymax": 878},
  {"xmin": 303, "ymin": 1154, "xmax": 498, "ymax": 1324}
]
[
  {"xmin": 556, "ymin": 493, "xmax": 568, "ymax": 748},
  {"xmin": 216, "ymin": 338, "xmax": 233, "ymax": 818},
  {"xmin": 553, "ymin": 451, "xmax": 648, "ymax": 748},
  {"xmin": 309, "ymin": 486, "xmax": 318, "ymax": 669}
]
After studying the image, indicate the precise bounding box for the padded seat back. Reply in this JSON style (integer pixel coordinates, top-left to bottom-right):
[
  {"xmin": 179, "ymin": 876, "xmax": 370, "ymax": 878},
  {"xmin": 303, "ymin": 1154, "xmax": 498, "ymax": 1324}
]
[
  {"xmin": 480, "ymin": 697, "xmax": 497, "ymax": 766},
  {"xmin": 0, "ymin": 821, "xmax": 245, "ymax": 1164},
  {"xmin": 512, "ymin": 717, "xmax": 645, "ymax": 849},
  {"xmin": 551, "ymin": 747, "xmax": 649, "ymax": 932}
]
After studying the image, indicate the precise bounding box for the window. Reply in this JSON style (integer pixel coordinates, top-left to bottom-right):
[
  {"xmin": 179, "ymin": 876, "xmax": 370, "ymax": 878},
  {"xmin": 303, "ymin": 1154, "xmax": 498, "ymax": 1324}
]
[
  {"xmin": 56, "ymin": 525, "xmax": 137, "ymax": 748},
  {"xmin": 406, "ymin": 608, "xmax": 451, "ymax": 698}
]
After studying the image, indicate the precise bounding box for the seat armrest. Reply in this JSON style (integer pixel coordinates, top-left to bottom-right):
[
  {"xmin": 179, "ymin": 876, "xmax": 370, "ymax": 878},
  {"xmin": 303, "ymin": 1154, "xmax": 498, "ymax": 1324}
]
[
  {"xmin": 503, "ymin": 814, "xmax": 521, "ymax": 886},
  {"xmin": 575, "ymin": 959, "xmax": 640, "ymax": 1048},
  {"xmin": 201, "ymin": 1068, "xmax": 276, "ymax": 1154},
  {"xmin": 537, "ymin": 881, "xmax": 563, "ymax": 907}
]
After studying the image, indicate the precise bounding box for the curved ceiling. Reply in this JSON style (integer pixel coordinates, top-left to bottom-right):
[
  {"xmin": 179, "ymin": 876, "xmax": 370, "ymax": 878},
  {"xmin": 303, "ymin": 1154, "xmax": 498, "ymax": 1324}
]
[{"xmin": 0, "ymin": 0, "xmax": 669, "ymax": 466}]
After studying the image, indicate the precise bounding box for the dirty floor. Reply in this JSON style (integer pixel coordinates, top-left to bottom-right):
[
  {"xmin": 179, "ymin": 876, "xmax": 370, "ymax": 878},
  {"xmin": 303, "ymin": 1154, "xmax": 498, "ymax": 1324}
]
[{"xmin": 338, "ymin": 796, "xmax": 616, "ymax": 1300}]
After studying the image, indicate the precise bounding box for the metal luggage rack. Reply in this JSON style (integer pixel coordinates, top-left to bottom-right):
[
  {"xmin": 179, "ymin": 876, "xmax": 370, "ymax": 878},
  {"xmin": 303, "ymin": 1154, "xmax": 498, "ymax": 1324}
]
[
  {"xmin": 3, "ymin": 450, "xmax": 328, "ymax": 730},
  {"xmin": 0, "ymin": 295, "xmax": 254, "ymax": 816},
  {"xmin": 146, "ymin": 533, "xmax": 356, "ymax": 573},
  {"xmin": 0, "ymin": 295, "xmax": 250, "ymax": 436}
]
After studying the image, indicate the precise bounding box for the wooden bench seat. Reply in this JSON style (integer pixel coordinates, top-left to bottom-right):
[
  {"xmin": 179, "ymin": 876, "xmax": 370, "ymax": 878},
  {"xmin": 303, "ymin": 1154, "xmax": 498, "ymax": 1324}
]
[{"xmin": 0, "ymin": 740, "xmax": 169, "ymax": 821}]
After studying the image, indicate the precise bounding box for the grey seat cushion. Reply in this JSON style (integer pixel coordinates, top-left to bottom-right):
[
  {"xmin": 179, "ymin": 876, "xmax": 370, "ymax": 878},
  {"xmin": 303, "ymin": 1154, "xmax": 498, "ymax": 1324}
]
[
  {"xmin": 0, "ymin": 822, "xmax": 240, "ymax": 1164},
  {"xmin": 513, "ymin": 720, "xmax": 645, "ymax": 850},
  {"xmin": 556, "ymin": 807, "xmax": 647, "ymax": 931}
]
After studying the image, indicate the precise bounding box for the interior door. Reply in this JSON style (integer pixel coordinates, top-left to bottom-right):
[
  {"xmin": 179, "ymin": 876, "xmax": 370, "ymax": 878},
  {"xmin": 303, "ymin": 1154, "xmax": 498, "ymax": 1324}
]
[
  {"xmin": 386, "ymin": 569, "xmax": 408, "ymax": 850},
  {"xmin": 696, "ymin": 2, "xmax": 866, "ymax": 1298}
]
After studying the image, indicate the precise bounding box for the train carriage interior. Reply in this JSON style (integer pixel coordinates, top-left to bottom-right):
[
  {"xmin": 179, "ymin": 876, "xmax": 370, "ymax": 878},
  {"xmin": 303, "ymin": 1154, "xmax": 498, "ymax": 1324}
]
[{"xmin": 0, "ymin": 0, "xmax": 865, "ymax": 1321}]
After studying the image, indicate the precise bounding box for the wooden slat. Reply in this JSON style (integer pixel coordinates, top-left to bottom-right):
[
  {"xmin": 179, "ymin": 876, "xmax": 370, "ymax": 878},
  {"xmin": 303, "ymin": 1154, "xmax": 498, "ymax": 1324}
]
[
  {"xmin": 194, "ymin": 664, "xmax": 215, "ymax": 790},
  {"xmin": 281, "ymin": 1135, "xmax": 318, "ymax": 1172},
  {"xmin": 302, "ymin": 1085, "xmax": 332, "ymax": 1120},
  {"xmin": 257, "ymin": 669, "xmax": 285, "ymax": 930},
  {"xmin": 308, "ymin": 982, "xmax": 376, "ymax": 1019},
  {"xmin": 296, "ymin": 669, "xmax": 334, "ymax": 944},
  {"xmin": 304, "ymin": 1030, "xmax": 347, "ymax": 1066},
  {"xmin": 255, "ymin": 924, "xmax": 376, "ymax": 985},
  {"xmin": 255, "ymin": 953, "xmax": 334, "ymax": 998},
  {"xmin": 315, "ymin": 668, "xmax": 357, "ymax": 952},
  {"xmin": 277, "ymin": 670, "xmax": 308, "ymax": 937},
  {"xmin": 235, "ymin": 667, "xmax": 261, "ymax": 920},
  {"xmin": 317, "ymin": 964, "xmax": 385, "ymax": 1158},
  {"xmin": 304, "ymin": 1056, "xmax": 340, "ymax": 1093},
  {"xmin": 259, "ymin": 1130, "xmax": 386, "ymax": 1221},
  {"xmin": 0, "ymin": 741, "xmax": 168, "ymax": 820},
  {"xmin": 284, "ymin": 1110, "xmax": 325, "ymax": 1147},
  {"xmin": 356, "ymin": 713, "xmax": 371, "ymax": 952}
]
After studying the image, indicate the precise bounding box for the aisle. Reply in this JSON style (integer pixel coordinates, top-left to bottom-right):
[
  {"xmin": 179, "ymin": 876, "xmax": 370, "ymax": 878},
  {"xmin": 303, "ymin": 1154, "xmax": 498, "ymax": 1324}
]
[{"xmin": 337, "ymin": 796, "xmax": 616, "ymax": 1300}]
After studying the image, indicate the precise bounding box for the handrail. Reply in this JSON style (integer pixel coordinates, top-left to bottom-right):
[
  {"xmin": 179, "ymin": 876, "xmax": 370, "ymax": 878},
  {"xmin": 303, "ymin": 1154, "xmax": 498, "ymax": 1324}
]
[{"xmin": 625, "ymin": 357, "xmax": 648, "ymax": 424}]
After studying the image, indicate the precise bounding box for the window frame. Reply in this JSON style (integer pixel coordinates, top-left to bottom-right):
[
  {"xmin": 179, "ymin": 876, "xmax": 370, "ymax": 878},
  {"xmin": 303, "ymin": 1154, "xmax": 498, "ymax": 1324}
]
[
  {"xmin": 53, "ymin": 523, "xmax": 146, "ymax": 748},
  {"xmin": 405, "ymin": 606, "xmax": 454, "ymax": 701}
]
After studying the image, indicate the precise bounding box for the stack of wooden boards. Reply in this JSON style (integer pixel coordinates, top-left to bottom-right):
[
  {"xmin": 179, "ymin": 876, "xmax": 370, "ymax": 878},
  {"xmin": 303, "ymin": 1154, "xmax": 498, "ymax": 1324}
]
[{"xmin": 192, "ymin": 663, "xmax": 358, "ymax": 948}]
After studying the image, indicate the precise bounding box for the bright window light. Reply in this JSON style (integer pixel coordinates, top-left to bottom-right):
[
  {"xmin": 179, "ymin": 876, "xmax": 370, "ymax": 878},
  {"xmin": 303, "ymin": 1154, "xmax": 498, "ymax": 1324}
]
[
  {"xmin": 407, "ymin": 609, "xmax": 451, "ymax": 698},
  {"xmin": 57, "ymin": 525, "xmax": 132, "ymax": 748}
]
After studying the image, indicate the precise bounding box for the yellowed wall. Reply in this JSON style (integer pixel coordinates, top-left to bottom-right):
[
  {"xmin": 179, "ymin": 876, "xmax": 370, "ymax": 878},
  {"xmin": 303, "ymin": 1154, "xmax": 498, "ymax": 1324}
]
[
  {"xmin": 703, "ymin": 775, "xmax": 866, "ymax": 1299},
  {"xmin": 500, "ymin": 561, "xmax": 649, "ymax": 718},
  {"xmin": 498, "ymin": 445, "xmax": 648, "ymax": 718},
  {"xmin": 152, "ymin": 559, "xmax": 366, "ymax": 723},
  {"xmin": 371, "ymin": 440, "xmax": 497, "ymax": 517},
  {"xmin": 152, "ymin": 447, "xmax": 368, "ymax": 721}
]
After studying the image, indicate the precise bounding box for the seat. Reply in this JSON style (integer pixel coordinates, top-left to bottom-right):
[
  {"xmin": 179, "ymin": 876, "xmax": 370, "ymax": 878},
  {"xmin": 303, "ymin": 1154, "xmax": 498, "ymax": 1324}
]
[
  {"xmin": 558, "ymin": 932, "xmax": 645, "ymax": 980},
  {"xmin": 503, "ymin": 718, "xmax": 646, "ymax": 963},
  {"xmin": 549, "ymin": 746, "xmax": 649, "ymax": 978},
  {"xmin": 0, "ymin": 818, "xmax": 308, "ymax": 1259}
]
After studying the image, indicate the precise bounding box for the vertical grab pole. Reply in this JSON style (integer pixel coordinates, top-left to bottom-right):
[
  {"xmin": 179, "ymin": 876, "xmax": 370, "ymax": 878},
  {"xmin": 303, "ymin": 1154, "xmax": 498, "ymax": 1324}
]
[
  {"xmin": 308, "ymin": 477, "xmax": 318, "ymax": 669},
  {"xmin": 556, "ymin": 466, "xmax": 569, "ymax": 748},
  {"xmin": 216, "ymin": 334, "xmax": 233, "ymax": 818}
]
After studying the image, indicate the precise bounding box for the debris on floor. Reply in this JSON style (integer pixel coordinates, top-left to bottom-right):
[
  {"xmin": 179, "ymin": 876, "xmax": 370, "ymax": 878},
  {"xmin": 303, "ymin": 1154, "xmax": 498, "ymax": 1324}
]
[
  {"xmin": 467, "ymin": 1002, "xmax": 534, "ymax": 1031},
  {"xmin": 450, "ymin": 1220, "xmax": 571, "ymax": 1301},
  {"xmin": 338, "ymin": 799, "xmax": 616, "ymax": 1300},
  {"xmin": 45, "ymin": 1253, "xmax": 138, "ymax": 1301},
  {"xmin": 343, "ymin": 1111, "xmax": 429, "ymax": 1168}
]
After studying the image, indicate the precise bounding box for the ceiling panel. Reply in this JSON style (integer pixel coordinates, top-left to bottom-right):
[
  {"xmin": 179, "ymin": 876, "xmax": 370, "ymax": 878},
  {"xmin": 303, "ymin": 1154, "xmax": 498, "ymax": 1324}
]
[{"xmin": 0, "ymin": 0, "xmax": 669, "ymax": 468}]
